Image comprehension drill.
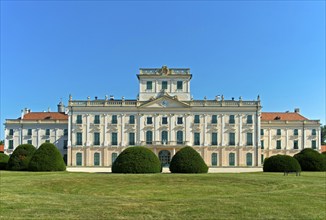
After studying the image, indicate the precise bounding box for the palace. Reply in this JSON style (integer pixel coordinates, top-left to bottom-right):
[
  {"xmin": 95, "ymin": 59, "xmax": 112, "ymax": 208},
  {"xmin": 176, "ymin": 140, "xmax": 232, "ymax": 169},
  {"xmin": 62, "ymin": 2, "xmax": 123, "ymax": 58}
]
[{"xmin": 4, "ymin": 66, "xmax": 321, "ymax": 167}]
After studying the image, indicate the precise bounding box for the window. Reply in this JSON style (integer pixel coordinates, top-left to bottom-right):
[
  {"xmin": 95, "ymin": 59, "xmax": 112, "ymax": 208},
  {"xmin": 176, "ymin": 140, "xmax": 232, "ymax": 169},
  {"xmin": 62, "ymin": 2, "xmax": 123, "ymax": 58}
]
[
  {"xmin": 112, "ymin": 153, "xmax": 118, "ymax": 165},
  {"xmin": 229, "ymin": 133, "xmax": 235, "ymax": 146},
  {"xmin": 146, "ymin": 131, "xmax": 153, "ymax": 144},
  {"xmin": 162, "ymin": 117, "xmax": 168, "ymax": 125},
  {"xmin": 261, "ymin": 140, "xmax": 264, "ymax": 149},
  {"xmin": 247, "ymin": 133, "xmax": 253, "ymax": 146},
  {"xmin": 45, "ymin": 140, "xmax": 50, "ymax": 143},
  {"xmin": 211, "ymin": 133, "xmax": 218, "ymax": 146},
  {"xmin": 76, "ymin": 153, "xmax": 82, "ymax": 166},
  {"xmin": 229, "ymin": 153, "xmax": 235, "ymax": 166},
  {"xmin": 194, "ymin": 115, "xmax": 200, "ymax": 124},
  {"xmin": 312, "ymin": 129, "xmax": 316, "ymax": 136},
  {"xmin": 76, "ymin": 115, "xmax": 82, "ymax": 124},
  {"xmin": 76, "ymin": 132, "xmax": 82, "ymax": 145},
  {"xmin": 276, "ymin": 140, "xmax": 281, "ymax": 149},
  {"xmin": 112, "ymin": 115, "xmax": 117, "ymax": 124},
  {"xmin": 94, "ymin": 115, "xmax": 100, "ymax": 124},
  {"xmin": 63, "ymin": 140, "xmax": 68, "ymax": 149},
  {"xmin": 111, "ymin": 133, "xmax": 118, "ymax": 146},
  {"xmin": 9, "ymin": 140, "xmax": 13, "ymax": 149},
  {"xmin": 94, "ymin": 153, "xmax": 100, "ymax": 166},
  {"xmin": 177, "ymin": 117, "xmax": 183, "ymax": 124},
  {"xmin": 146, "ymin": 81, "xmax": 152, "ymax": 90},
  {"xmin": 9, "ymin": 129, "xmax": 14, "ymax": 136},
  {"xmin": 162, "ymin": 81, "xmax": 168, "ymax": 90},
  {"xmin": 147, "ymin": 117, "xmax": 153, "ymax": 124},
  {"xmin": 94, "ymin": 132, "xmax": 100, "ymax": 145},
  {"xmin": 64, "ymin": 129, "xmax": 68, "ymax": 136},
  {"xmin": 27, "ymin": 129, "xmax": 32, "ymax": 136},
  {"xmin": 129, "ymin": 115, "xmax": 135, "ymax": 124},
  {"xmin": 247, "ymin": 115, "xmax": 253, "ymax": 124},
  {"xmin": 129, "ymin": 133, "xmax": 135, "ymax": 145},
  {"xmin": 194, "ymin": 133, "xmax": 200, "ymax": 145},
  {"xmin": 246, "ymin": 153, "xmax": 252, "ymax": 166},
  {"xmin": 293, "ymin": 140, "xmax": 298, "ymax": 149},
  {"xmin": 177, "ymin": 81, "xmax": 183, "ymax": 90},
  {"xmin": 27, "ymin": 140, "xmax": 32, "ymax": 145},
  {"xmin": 261, "ymin": 154, "xmax": 264, "ymax": 164},
  {"xmin": 212, "ymin": 115, "xmax": 217, "ymax": 124},
  {"xmin": 261, "ymin": 129, "xmax": 264, "ymax": 136},
  {"xmin": 45, "ymin": 129, "xmax": 50, "ymax": 136},
  {"xmin": 294, "ymin": 129, "xmax": 298, "ymax": 136},
  {"xmin": 229, "ymin": 115, "xmax": 235, "ymax": 124},
  {"xmin": 177, "ymin": 131, "xmax": 183, "ymax": 144},
  {"xmin": 161, "ymin": 131, "xmax": 168, "ymax": 144},
  {"xmin": 312, "ymin": 140, "xmax": 316, "ymax": 149},
  {"xmin": 211, "ymin": 153, "xmax": 218, "ymax": 166},
  {"xmin": 277, "ymin": 129, "xmax": 281, "ymax": 135}
]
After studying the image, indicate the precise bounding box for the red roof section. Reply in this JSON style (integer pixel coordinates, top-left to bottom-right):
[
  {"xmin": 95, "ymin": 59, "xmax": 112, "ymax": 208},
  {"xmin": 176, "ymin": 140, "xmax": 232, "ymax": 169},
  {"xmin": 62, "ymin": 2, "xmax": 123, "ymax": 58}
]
[
  {"xmin": 20, "ymin": 112, "xmax": 68, "ymax": 120},
  {"xmin": 261, "ymin": 112, "xmax": 308, "ymax": 121},
  {"xmin": 0, "ymin": 144, "xmax": 4, "ymax": 152}
]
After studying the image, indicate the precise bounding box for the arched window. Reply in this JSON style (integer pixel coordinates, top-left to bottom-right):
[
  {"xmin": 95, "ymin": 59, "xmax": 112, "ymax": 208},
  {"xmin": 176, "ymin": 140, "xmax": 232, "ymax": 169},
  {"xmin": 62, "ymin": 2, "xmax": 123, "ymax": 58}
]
[
  {"xmin": 177, "ymin": 131, "xmax": 183, "ymax": 145},
  {"xmin": 161, "ymin": 131, "xmax": 168, "ymax": 144},
  {"xmin": 211, "ymin": 153, "xmax": 218, "ymax": 166},
  {"xmin": 146, "ymin": 131, "xmax": 153, "ymax": 144},
  {"xmin": 76, "ymin": 153, "xmax": 82, "ymax": 166},
  {"xmin": 94, "ymin": 152, "xmax": 100, "ymax": 166},
  {"xmin": 246, "ymin": 153, "xmax": 252, "ymax": 166},
  {"xmin": 112, "ymin": 153, "xmax": 118, "ymax": 165},
  {"xmin": 229, "ymin": 153, "xmax": 235, "ymax": 166}
]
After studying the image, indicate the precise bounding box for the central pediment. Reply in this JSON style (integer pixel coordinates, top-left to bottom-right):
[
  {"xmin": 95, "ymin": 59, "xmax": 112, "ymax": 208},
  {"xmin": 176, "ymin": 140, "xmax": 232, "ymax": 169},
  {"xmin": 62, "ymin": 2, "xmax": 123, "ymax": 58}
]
[{"xmin": 139, "ymin": 95, "xmax": 190, "ymax": 109}]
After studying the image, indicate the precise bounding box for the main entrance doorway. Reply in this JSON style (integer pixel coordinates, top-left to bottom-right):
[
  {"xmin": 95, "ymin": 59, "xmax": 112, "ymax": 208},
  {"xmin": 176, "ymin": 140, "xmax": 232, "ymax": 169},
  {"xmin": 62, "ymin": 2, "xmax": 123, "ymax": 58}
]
[{"xmin": 158, "ymin": 150, "xmax": 171, "ymax": 167}]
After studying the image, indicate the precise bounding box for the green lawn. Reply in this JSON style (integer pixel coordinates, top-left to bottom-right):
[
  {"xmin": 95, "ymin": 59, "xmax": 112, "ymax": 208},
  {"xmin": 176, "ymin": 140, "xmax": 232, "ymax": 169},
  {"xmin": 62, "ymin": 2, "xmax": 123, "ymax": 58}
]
[{"xmin": 0, "ymin": 171, "xmax": 325, "ymax": 219}]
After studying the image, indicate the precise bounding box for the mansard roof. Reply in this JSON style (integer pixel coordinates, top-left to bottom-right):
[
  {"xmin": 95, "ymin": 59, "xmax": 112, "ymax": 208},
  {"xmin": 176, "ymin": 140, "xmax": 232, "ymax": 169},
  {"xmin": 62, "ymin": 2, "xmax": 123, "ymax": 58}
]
[
  {"xmin": 19, "ymin": 112, "xmax": 68, "ymax": 120},
  {"xmin": 261, "ymin": 112, "xmax": 308, "ymax": 121}
]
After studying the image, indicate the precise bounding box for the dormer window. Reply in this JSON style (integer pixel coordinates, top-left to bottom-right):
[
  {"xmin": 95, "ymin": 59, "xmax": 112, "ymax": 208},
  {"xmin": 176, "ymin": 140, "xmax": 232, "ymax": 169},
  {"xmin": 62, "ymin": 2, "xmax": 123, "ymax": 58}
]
[
  {"xmin": 177, "ymin": 81, "xmax": 183, "ymax": 90},
  {"xmin": 146, "ymin": 81, "xmax": 152, "ymax": 90}
]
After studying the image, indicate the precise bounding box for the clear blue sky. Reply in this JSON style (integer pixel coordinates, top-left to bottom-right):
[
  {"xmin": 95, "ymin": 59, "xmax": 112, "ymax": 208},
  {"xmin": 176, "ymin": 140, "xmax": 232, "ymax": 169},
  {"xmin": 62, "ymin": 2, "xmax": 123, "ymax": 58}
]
[{"xmin": 1, "ymin": 1, "xmax": 325, "ymax": 140}]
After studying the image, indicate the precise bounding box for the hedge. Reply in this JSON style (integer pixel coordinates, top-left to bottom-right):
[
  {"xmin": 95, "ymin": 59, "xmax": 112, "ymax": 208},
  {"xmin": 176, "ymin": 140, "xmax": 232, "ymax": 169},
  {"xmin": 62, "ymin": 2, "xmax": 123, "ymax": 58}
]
[
  {"xmin": 6, "ymin": 144, "xmax": 36, "ymax": 171},
  {"xmin": 294, "ymin": 149, "xmax": 326, "ymax": 171},
  {"xmin": 263, "ymin": 154, "xmax": 301, "ymax": 172},
  {"xmin": 0, "ymin": 153, "xmax": 10, "ymax": 170}
]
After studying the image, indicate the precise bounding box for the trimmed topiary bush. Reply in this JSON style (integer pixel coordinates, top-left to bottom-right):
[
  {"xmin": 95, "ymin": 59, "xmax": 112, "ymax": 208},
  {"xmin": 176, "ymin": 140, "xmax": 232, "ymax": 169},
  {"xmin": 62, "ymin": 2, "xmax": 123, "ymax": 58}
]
[
  {"xmin": 112, "ymin": 146, "xmax": 161, "ymax": 173},
  {"xmin": 169, "ymin": 147, "xmax": 208, "ymax": 173},
  {"xmin": 0, "ymin": 153, "xmax": 10, "ymax": 170},
  {"xmin": 28, "ymin": 143, "xmax": 66, "ymax": 171},
  {"xmin": 294, "ymin": 149, "xmax": 326, "ymax": 171},
  {"xmin": 7, "ymin": 144, "xmax": 36, "ymax": 171},
  {"xmin": 263, "ymin": 155, "xmax": 301, "ymax": 172}
]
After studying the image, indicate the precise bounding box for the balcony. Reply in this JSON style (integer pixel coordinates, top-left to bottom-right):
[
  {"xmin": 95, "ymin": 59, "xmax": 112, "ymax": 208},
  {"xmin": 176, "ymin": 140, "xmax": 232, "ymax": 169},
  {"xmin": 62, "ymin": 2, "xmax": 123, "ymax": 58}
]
[{"xmin": 140, "ymin": 141, "xmax": 186, "ymax": 146}]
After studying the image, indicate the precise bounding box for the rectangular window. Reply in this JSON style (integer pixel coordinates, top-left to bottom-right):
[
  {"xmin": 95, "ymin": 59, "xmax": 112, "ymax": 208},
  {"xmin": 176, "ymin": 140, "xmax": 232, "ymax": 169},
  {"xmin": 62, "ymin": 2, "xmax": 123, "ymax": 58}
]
[
  {"xmin": 45, "ymin": 140, "xmax": 50, "ymax": 143},
  {"xmin": 129, "ymin": 115, "xmax": 135, "ymax": 124},
  {"xmin": 146, "ymin": 131, "xmax": 153, "ymax": 145},
  {"xmin": 312, "ymin": 140, "xmax": 316, "ymax": 149},
  {"xmin": 9, "ymin": 129, "xmax": 14, "ymax": 136},
  {"xmin": 162, "ymin": 117, "xmax": 168, "ymax": 125},
  {"xmin": 312, "ymin": 129, "xmax": 316, "ymax": 136},
  {"xmin": 293, "ymin": 140, "xmax": 298, "ymax": 149},
  {"xmin": 261, "ymin": 129, "xmax": 264, "ymax": 136},
  {"xmin": 162, "ymin": 81, "xmax": 168, "ymax": 90},
  {"xmin": 177, "ymin": 81, "xmax": 183, "ymax": 90},
  {"xmin": 112, "ymin": 115, "xmax": 117, "ymax": 124},
  {"xmin": 261, "ymin": 140, "xmax": 264, "ymax": 149},
  {"xmin": 129, "ymin": 133, "xmax": 135, "ymax": 145},
  {"xmin": 63, "ymin": 140, "xmax": 68, "ymax": 149},
  {"xmin": 76, "ymin": 115, "xmax": 82, "ymax": 124},
  {"xmin": 64, "ymin": 129, "xmax": 68, "ymax": 136},
  {"xmin": 94, "ymin": 132, "xmax": 100, "ymax": 145},
  {"xmin": 9, "ymin": 140, "xmax": 14, "ymax": 149},
  {"xmin": 27, "ymin": 140, "xmax": 32, "ymax": 145},
  {"xmin": 247, "ymin": 133, "xmax": 253, "ymax": 146},
  {"xmin": 294, "ymin": 129, "xmax": 298, "ymax": 136},
  {"xmin": 194, "ymin": 133, "xmax": 200, "ymax": 145},
  {"xmin": 76, "ymin": 133, "xmax": 82, "ymax": 145},
  {"xmin": 146, "ymin": 81, "xmax": 152, "ymax": 90},
  {"xmin": 277, "ymin": 129, "xmax": 281, "ymax": 135},
  {"xmin": 112, "ymin": 133, "xmax": 118, "ymax": 146},
  {"xmin": 247, "ymin": 115, "xmax": 253, "ymax": 124},
  {"xmin": 229, "ymin": 133, "xmax": 235, "ymax": 146},
  {"xmin": 147, "ymin": 117, "xmax": 153, "ymax": 124},
  {"xmin": 177, "ymin": 131, "xmax": 183, "ymax": 145},
  {"xmin": 211, "ymin": 115, "xmax": 217, "ymax": 124},
  {"xmin": 27, "ymin": 129, "xmax": 32, "ymax": 136},
  {"xmin": 94, "ymin": 115, "xmax": 100, "ymax": 124},
  {"xmin": 211, "ymin": 133, "xmax": 218, "ymax": 146},
  {"xmin": 46, "ymin": 129, "xmax": 50, "ymax": 136},
  {"xmin": 276, "ymin": 140, "xmax": 281, "ymax": 149},
  {"xmin": 194, "ymin": 115, "xmax": 200, "ymax": 124},
  {"xmin": 177, "ymin": 117, "xmax": 183, "ymax": 124},
  {"xmin": 229, "ymin": 115, "xmax": 235, "ymax": 124}
]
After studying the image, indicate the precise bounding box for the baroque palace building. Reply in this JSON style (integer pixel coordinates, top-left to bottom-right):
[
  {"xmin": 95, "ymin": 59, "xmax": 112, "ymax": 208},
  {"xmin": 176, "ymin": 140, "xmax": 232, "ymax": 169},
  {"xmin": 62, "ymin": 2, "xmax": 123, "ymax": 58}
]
[{"xmin": 4, "ymin": 66, "xmax": 321, "ymax": 167}]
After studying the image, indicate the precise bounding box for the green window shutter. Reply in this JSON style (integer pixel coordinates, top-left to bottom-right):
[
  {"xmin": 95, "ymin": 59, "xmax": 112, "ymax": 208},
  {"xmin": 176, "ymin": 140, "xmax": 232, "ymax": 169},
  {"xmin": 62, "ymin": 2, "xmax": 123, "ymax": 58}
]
[
  {"xmin": 94, "ymin": 153, "xmax": 100, "ymax": 166},
  {"xmin": 76, "ymin": 153, "xmax": 82, "ymax": 166},
  {"xmin": 247, "ymin": 133, "xmax": 253, "ymax": 146},
  {"xmin": 162, "ymin": 117, "xmax": 168, "ymax": 124},
  {"xmin": 161, "ymin": 131, "xmax": 168, "ymax": 144},
  {"xmin": 261, "ymin": 129, "xmax": 264, "ymax": 135},
  {"xmin": 246, "ymin": 153, "xmax": 252, "ymax": 166},
  {"xmin": 177, "ymin": 117, "xmax": 183, "ymax": 124},
  {"xmin": 112, "ymin": 115, "xmax": 117, "ymax": 124},
  {"xmin": 194, "ymin": 133, "xmax": 200, "ymax": 145},
  {"xmin": 9, "ymin": 140, "xmax": 14, "ymax": 149},
  {"xmin": 312, "ymin": 140, "xmax": 316, "ymax": 149},
  {"xmin": 276, "ymin": 140, "xmax": 281, "ymax": 149},
  {"xmin": 229, "ymin": 115, "xmax": 235, "ymax": 124},
  {"xmin": 212, "ymin": 133, "xmax": 218, "ymax": 145},
  {"xmin": 177, "ymin": 131, "xmax": 183, "ymax": 144},
  {"xmin": 9, "ymin": 129, "xmax": 14, "ymax": 136},
  {"xmin": 129, "ymin": 133, "xmax": 135, "ymax": 145},
  {"xmin": 63, "ymin": 140, "xmax": 68, "ymax": 149},
  {"xmin": 293, "ymin": 140, "xmax": 298, "ymax": 149},
  {"xmin": 277, "ymin": 129, "xmax": 281, "ymax": 135},
  {"xmin": 212, "ymin": 115, "xmax": 217, "ymax": 124},
  {"xmin": 46, "ymin": 129, "xmax": 50, "ymax": 136},
  {"xmin": 129, "ymin": 115, "xmax": 135, "ymax": 124},
  {"xmin": 261, "ymin": 140, "xmax": 264, "ymax": 149},
  {"xmin": 261, "ymin": 154, "xmax": 264, "ymax": 164},
  {"xmin": 194, "ymin": 115, "xmax": 200, "ymax": 124},
  {"xmin": 77, "ymin": 132, "xmax": 82, "ymax": 145},
  {"xmin": 146, "ymin": 81, "xmax": 152, "ymax": 90},
  {"xmin": 146, "ymin": 131, "xmax": 153, "ymax": 144},
  {"xmin": 211, "ymin": 153, "xmax": 218, "ymax": 166},
  {"xmin": 45, "ymin": 140, "xmax": 50, "ymax": 143},
  {"xmin": 64, "ymin": 129, "xmax": 68, "ymax": 136},
  {"xmin": 28, "ymin": 129, "xmax": 32, "ymax": 136},
  {"xmin": 112, "ymin": 153, "xmax": 118, "ymax": 165},
  {"xmin": 229, "ymin": 133, "xmax": 235, "ymax": 145},
  {"xmin": 147, "ymin": 117, "xmax": 153, "ymax": 124},
  {"xmin": 27, "ymin": 140, "xmax": 32, "ymax": 145},
  {"xmin": 247, "ymin": 115, "xmax": 253, "ymax": 124},
  {"xmin": 294, "ymin": 129, "xmax": 298, "ymax": 136},
  {"xmin": 312, "ymin": 129, "xmax": 316, "ymax": 135},
  {"xmin": 112, "ymin": 133, "xmax": 117, "ymax": 145},
  {"xmin": 94, "ymin": 115, "xmax": 100, "ymax": 124},
  {"xmin": 77, "ymin": 115, "xmax": 82, "ymax": 124},
  {"xmin": 94, "ymin": 133, "xmax": 100, "ymax": 145},
  {"xmin": 162, "ymin": 81, "xmax": 168, "ymax": 90},
  {"xmin": 229, "ymin": 153, "xmax": 235, "ymax": 166},
  {"xmin": 177, "ymin": 81, "xmax": 183, "ymax": 90}
]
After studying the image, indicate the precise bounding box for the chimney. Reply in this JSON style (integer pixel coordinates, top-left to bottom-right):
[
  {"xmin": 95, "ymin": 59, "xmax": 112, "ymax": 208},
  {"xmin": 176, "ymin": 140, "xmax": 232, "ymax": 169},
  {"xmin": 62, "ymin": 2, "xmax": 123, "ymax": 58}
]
[
  {"xmin": 21, "ymin": 108, "xmax": 30, "ymax": 119},
  {"xmin": 294, "ymin": 108, "xmax": 300, "ymax": 113}
]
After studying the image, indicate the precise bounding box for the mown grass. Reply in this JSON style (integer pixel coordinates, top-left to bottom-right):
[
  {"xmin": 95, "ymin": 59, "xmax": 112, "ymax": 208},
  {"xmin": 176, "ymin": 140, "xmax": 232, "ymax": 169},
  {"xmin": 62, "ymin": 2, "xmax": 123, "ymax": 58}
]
[{"xmin": 0, "ymin": 171, "xmax": 325, "ymax": 219}]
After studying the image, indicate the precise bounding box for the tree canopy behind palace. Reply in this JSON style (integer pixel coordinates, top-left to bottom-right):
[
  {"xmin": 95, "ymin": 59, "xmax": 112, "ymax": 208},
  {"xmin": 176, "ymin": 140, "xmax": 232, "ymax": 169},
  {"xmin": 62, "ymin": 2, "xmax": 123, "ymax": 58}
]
[
  {"xmin": 112, "ymin": 146, "xmax": 161, "ymax": 173},
  {"xmin": 169, "ymin": 147, "xmax": 208, "ymax": 173},
  {"xmin": 7, "ymin": 144, "xmax": 36, "ymax": 171}
]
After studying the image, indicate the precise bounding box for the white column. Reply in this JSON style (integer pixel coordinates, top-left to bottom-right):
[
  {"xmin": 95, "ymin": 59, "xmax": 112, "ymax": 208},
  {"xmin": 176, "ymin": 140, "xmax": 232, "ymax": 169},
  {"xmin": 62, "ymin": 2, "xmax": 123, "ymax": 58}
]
[
  {"xmin": 54, "ymin": 128, "xmax": 57, "ymax": 145},
  {"xmin": 203, "ymin": 114, "xmax": 207, "ymax": 146},
  {"xmin": 137, "ymin": 114, "xmax": 142, "ymax": 145},
  {"xmin": 184, "ymin": 114, "xmax": 188, "ymax": 145},
  {"xmin": 252, "ymin": 114, "xmax": 255, "ymax": 148},
  {"xmin": 268, "ymin": 128, "xmax": 272, "ymax": 150},
  {"xmin": 169, "ymin": 114, "xmax": 173, "ymax": 145},
  {"xmin": 86, "ymin": 114, "xmax": 90, "ymax": 146},
  {"xmin": 154, "ymin": 114, "xmax": 158, "ymax": 144},
  {"xmin": 37, "ymin": 128, "xmax": 40, "ymax": 148},
  {"xmin": 68, "ymin": 112, "xmax": 72, "ymax": 147},
  {"xmin": 19, "ymin": 127, "xmax": 22, "ymax": 145},
  {"xmin": 238, "ymin": 114, "xmax": 242, "ymax": 146},
  {"xmin": 302, "ymin": 127, "xmax": 306, "ymax": 150},
  {"xmin": 285, "ymin": 128, "xmax": 289, "ymax": 150},
  {"xmin": 104, "ymin": 114, "xmax": 108, "ymax": 146},
  {"xmin": 318, "ymin": 128, "xmax": 321, "ymax": 150},
  {"xmin": 221, "ymin": 114, "xmax": 224, "ymax": 146},
  {"xmin": 120, "ymin": 114, "xmax": 124, "ymax": 146}
]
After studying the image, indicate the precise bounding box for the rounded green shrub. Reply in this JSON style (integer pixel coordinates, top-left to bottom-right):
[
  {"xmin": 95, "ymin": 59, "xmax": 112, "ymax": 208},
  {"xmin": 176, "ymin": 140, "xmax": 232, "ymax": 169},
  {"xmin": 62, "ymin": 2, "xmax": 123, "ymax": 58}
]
[
  {"xmin": 7, "ymin": 144, "xmax": 36, "ymax": 171},
  {"xmin": 169, "ymin": 147, "xmax": 208, "ymax": 173},
  {"xmin": 294, "ymin": 149, "xmax": 326, "ymax": 171},
  {"xmin": 0, "ymin": 153, "xmax": 10, "ymax": 170},
  {"xmin": 112, "ymin": 146, "xmax": 161, "ymax": 173},
  {"xmin": 263, "ymin": 155, "xmax": 301, "ymax": 172},
  {"xmin": 28, "ymin": 143, "xmax": 66, "ymax": 171}
]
